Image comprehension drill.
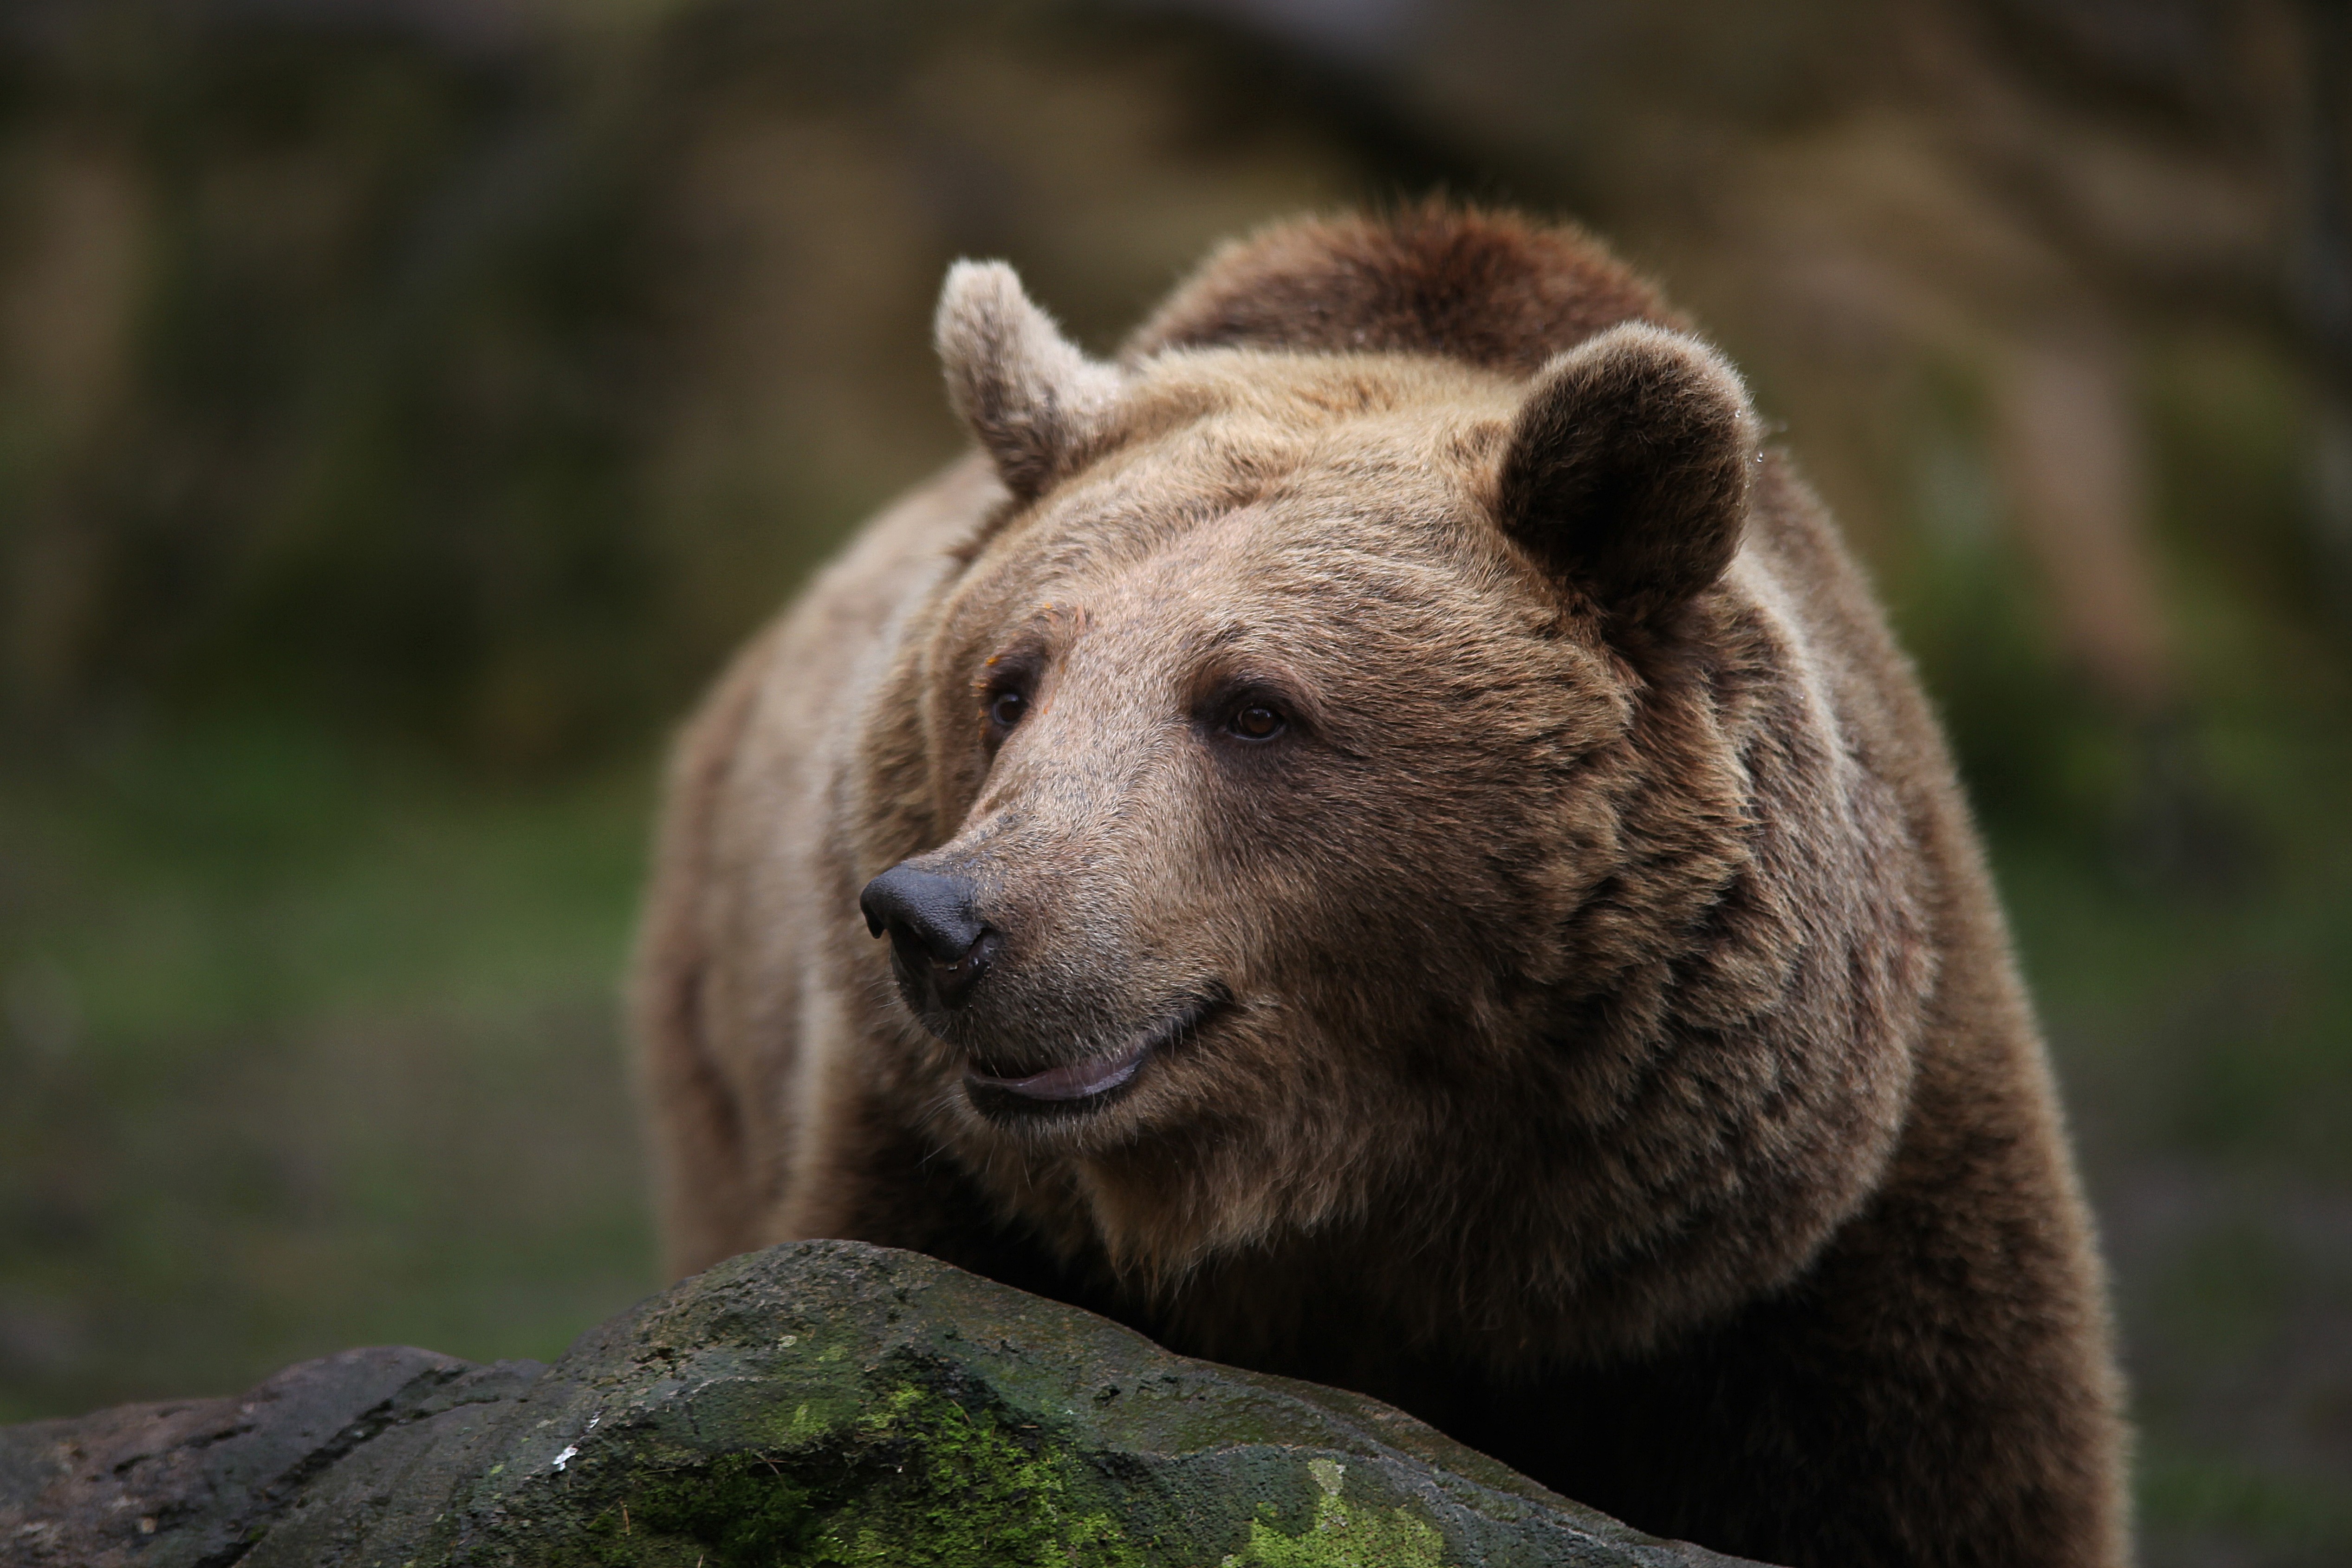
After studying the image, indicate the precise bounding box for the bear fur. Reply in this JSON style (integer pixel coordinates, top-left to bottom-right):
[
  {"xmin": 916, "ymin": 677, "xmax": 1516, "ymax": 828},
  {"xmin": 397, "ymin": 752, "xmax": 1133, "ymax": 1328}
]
[{"xmin": 632, "ymin": 207, "xmax": 2130, "ymax": 1568}]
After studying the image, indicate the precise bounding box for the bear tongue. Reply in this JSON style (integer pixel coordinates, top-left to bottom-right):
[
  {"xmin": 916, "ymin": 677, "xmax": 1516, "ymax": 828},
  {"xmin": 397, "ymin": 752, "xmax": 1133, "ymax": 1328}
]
[{"xmin": 967, "ymin": 1039, "xmax": 1148, "ymax": 1101}]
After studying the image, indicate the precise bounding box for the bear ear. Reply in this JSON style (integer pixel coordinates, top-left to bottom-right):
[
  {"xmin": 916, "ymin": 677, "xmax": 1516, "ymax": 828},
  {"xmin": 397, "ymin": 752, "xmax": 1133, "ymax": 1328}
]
[
  {"xmin": 1494, "ymin": 323, "xmax": 1761, "ymax": 623},
  {"xmin": 935, "ymin": 260, "xmax": 1126, "ymax": 503}
]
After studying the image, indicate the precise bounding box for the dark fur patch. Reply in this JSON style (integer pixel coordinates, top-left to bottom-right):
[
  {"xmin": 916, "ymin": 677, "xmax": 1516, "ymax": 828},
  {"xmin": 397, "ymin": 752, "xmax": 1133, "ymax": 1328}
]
[
  {"xmin": 1496, "ymin": 324, "xmax": 1761, "ymax": 621},
  {"xmin": 1126, "ymin": 202, "xmax": 1685, "ymax": 372}
]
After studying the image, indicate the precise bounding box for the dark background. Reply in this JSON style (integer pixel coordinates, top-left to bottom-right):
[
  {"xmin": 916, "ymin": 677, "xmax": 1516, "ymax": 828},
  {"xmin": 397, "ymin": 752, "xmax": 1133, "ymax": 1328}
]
[{"xmin": 1, "ymin": 2, "xmax": 2347, "ymax": 1563}]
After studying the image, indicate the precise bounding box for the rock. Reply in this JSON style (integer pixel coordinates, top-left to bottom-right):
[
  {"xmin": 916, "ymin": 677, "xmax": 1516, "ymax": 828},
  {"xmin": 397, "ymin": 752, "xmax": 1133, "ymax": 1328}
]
[
  {"xmin": 0, "ymin": 1346, "xmax": 540, "ymax": 1568},
  {"xmin": 0, "ymin": 1240, "xmax": 1770, "ymax": 1566}
]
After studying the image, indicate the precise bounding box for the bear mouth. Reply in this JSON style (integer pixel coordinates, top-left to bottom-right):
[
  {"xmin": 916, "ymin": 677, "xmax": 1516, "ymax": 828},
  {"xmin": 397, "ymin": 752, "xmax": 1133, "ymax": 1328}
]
[{"xmin": 963, "ymin": 990, "xmax": 1223, "ymax": 1120}]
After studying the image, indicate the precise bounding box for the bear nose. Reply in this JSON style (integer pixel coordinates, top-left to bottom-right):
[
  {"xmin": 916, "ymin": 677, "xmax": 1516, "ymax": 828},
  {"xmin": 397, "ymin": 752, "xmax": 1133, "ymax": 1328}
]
[{"xmin": 858, "ymin": 863, "xmax": 996, "ymax": 1007}]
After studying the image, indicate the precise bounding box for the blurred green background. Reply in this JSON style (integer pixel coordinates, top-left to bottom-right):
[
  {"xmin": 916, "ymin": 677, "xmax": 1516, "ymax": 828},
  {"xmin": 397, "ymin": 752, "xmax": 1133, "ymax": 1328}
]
[{"xmin": 1, "ymin": 1, "xmax": 2347, "ymax": 1563}]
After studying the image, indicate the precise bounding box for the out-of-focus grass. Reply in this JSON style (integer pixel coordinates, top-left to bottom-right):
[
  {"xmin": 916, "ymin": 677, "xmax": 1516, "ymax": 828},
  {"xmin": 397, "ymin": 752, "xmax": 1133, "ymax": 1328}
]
[
  {"xmin": 2009, "ymin": 820, "xmax": 2352, "ymax": 1567},
  {"xmin": 0, "ymin": 720, "xmax": 660, "ymax": 1423},
  {"xmin": 1894, "ymin": 478, "xmax": 2352, "ymax": 1565}
]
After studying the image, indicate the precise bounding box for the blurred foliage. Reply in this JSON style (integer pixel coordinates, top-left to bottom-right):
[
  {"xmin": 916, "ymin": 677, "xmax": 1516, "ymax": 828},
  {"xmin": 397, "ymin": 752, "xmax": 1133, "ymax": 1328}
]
[
  {"xmin": 1, "ymin": 2, "xmax": 2349, "ymax": 1566},
  {"xmin": 0, "ymin": 0, "xmax": 1436, "ymax": 765}
]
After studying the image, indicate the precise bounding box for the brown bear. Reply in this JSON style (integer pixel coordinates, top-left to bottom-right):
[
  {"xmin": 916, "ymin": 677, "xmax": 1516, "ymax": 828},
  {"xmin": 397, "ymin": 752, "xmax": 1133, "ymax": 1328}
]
[{"xmin": 631, "ymin": 207, "xmax": 2130, "ymax": 1568}]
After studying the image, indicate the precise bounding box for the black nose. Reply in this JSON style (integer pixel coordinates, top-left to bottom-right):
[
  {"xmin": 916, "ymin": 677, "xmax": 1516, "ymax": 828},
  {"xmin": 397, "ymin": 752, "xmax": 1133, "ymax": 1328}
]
[{"xmin": 858, "ymin": 863, "xmax": 995, "ymax": 1007}]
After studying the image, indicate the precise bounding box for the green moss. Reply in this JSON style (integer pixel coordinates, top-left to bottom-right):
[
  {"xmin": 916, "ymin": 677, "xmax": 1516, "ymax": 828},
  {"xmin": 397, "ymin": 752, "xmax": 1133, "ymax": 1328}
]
[
  {"xmin": 616, "ymin": 1451, "xmax": 827, "ymax": 1563},
  {"xmin": 567, "ymin": 1382, "xmax": 1142, "ymax": 1567},
  {"xmin": 821, "ymin": 1389, "xmax": 1137, "ymax": 1567},
  {"xmin": 1221, "ymin": 1459, "xmax": 1448, "ymax": 1568}
]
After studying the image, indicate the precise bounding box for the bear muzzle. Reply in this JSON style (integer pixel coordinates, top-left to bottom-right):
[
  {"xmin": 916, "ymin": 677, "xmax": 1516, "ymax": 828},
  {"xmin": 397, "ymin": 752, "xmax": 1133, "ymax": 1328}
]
[{"xmin": 860, "ymin": 858, "xmax": 1229, "ymax": 1122}]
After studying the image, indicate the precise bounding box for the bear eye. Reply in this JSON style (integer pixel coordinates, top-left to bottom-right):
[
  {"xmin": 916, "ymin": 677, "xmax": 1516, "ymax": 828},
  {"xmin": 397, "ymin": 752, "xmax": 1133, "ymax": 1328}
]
[
  {"xmin": 987, "ymin": 687, "xmax": 1030, "ymax": 731},
  {"xmin": 1226, "ymin": 702, "xmax": 1286, "ymax": 742}
]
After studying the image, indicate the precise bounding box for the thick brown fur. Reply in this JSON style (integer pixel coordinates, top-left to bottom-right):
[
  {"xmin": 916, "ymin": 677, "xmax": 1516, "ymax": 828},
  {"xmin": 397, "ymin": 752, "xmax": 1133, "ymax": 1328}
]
[{"xmin": 632, "ymin": 206, "xmax": 2131, "ymax": 1568}]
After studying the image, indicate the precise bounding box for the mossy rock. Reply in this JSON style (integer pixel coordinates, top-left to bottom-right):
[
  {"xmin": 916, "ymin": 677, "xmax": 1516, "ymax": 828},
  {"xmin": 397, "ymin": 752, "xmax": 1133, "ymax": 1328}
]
[{"xmin": 0, "ymin": 1240, "xmax": 1766, "ymax": 1566}]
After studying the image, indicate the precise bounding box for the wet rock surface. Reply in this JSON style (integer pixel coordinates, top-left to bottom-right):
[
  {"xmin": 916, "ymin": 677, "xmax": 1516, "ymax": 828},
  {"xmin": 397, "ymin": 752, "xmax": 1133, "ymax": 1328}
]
[{"xmin": 0, "ymin": 1240, "xmax": 1767, "ymax": 1566}]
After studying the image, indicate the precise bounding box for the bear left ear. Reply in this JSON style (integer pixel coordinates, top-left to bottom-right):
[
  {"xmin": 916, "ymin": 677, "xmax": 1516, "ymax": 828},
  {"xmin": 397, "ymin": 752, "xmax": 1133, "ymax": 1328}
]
[
  {"xmin": 1494, "ymin": 323, "xmax": 1761, "ymax": 623},
  {"xmin": 936, "ymin": 260, "xmax": 1127, "ymax": 503}
]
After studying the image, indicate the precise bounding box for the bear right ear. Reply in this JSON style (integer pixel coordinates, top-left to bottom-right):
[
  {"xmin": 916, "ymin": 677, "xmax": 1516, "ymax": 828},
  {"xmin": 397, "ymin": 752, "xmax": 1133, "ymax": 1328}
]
[
  {"xmin": 1494, "ymin": 323, "xmax": 1761, "ymax": 624},
  {"xmin": 936, "ymin": 260, "xmax": 1126, "ymax": 504}
]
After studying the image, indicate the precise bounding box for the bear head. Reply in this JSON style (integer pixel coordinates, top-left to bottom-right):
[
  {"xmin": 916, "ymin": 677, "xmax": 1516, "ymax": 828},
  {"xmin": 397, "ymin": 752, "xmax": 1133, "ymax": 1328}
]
[{"xmin": 850, "ymin": 248, "xmax": 1932, "ymax": 1363}]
